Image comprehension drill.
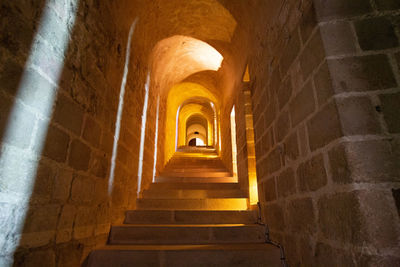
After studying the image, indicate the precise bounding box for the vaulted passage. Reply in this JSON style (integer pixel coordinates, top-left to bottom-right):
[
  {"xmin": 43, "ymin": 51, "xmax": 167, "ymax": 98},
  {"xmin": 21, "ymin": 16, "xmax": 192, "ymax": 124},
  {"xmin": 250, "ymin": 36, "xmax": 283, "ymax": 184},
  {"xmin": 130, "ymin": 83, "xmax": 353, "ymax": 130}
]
[{"xmin": 1, "ymin": 0, "xmax": 400, "ymax": 266}]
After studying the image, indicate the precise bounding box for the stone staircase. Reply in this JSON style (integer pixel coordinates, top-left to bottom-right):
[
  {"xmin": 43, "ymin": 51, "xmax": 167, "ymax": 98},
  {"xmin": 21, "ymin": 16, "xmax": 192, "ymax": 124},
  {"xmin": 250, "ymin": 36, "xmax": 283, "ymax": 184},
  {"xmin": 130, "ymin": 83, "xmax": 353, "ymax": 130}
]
[{"xmin": 87, "ymin": 148, "xmax": 281, "ymax": 266}]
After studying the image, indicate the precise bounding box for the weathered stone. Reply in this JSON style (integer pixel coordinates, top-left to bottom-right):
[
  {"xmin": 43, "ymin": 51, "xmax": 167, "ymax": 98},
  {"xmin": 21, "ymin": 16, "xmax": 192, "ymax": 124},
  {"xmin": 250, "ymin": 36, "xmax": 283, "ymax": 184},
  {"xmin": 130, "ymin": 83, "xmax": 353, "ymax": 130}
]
[
  {"xmin": 41, "ymin": 125, "xmax": 70, "ymax": 163},
  {"xmin": 52, "ymin": 169, "xmax": 73, "ymax": 202},
  {"xmin": 264, "ymin": 203, "xmax": 285, "ymax": 231},
  {"xmin": 318, "ymin": 191, "xmax": 365, "ymax": 244},
  {"xmin": 374, "ymin": 0, "xmax": 400, "ymax": 10},
  {"xmin": 275, "ymin": 111, "xmax": 290, "ymax": 142},
  {"xmin": 290, "ymin": 82, "xmax": 315, "ymax": 127},
  {"xmin": 263, "ymin": 177, "xmax": 276, "ymax": 202},
  {"xmin": 307, "ymin": 101, "xmax": 343, "ymax": 151},
  {"xmin": 320, "ymin": 21, "xmax": 357, "ymax": 56},
  {"xmin": 337, "ymin": 96, "xmax": 381, "ymax": 135},
  {"xmin": 287, "ymin": 198, "xmax": 316, "ymax": 234},
  {"xmin": 314, "ymin": 61, "xmax": 334, "ymax": 106},
  {"xmin": 68, "ymin": 139, "xmax": 91, "ymax": 171},
  {"xmin": 299, "ymin": 5, "xmax": 317, "ymax": 43},
  {"xmin": 328, "ymin": 143, "xmax": 351, "ymax": 184},
  {"xmin": 314, "ymin": 0, "xmax": 372, "ymax": 21},
  {"xmin": 23, "ymin": 204, "xmax": 60, "ymax": 233},
  {"xmin": 315, "ymin": 243, "xmax": 355, "ymax": 267},
  {"xmin": 82, "ymin": 116, "xmax": 101, "ymax": 147},
  {"xmin": 327, "ymin": 55, "xmax": 397, "ymax": 92},
  {"xmin": 56, "ymin": 205, "xmax": 76, "ymax": 244},
  {"xmin": 299, "ymin": 30, "xmax": 325, "ymax": 79},
  {"xmin": 284, "ymin": 132, "xmax": 299, "ymax": 162},
  {"xmin": 277, "ymin": 168, "xmax": 296, "ymax": 198},
  {"xmin": 70, "ymin": 174, "xmax": 95, "ymax": 204},
  {"xmin": 53, "ymin": 94, "xmax": 84, "ymax": 136},
  {"xmin": 345, "ymin": 140, "xmax": 400, "ymax": 182},
  {"xmin": 265, "ymin": 147, "xmax": 282, "ymax": 174},
  {"xmin": 355, "ymin": 17, "xmax": 399, "ymax": 51},
  {"xmin": 277, "ymin": 78, "xmax": 292, "ymax": 109},
  {"xmin": 18, "ymin": 249, "xmax": 56, "ymax": 267},
  {"xmin": 297, "ymin": 154, "xmax": 327, "ymax": 192},
  {"xmin": 280, "ymin": 30, "xmax": 301, "ymax": 75},
  {"xmin": 380, "ymin": 92, "xmax": 400, "ymax": 133}
]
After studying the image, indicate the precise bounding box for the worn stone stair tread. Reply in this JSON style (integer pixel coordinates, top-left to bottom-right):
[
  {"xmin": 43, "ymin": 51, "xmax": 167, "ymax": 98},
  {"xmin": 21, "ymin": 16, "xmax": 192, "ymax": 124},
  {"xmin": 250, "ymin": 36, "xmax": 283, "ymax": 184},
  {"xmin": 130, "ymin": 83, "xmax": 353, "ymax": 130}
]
[
  {"xmin": 137, "ymin": 198, "xmax": 248, "ymax": 211},
  {"xmin": 109, "ymin": 224, "xmax": 265, "ymax": 245},
  {"xmin": 124, "ymin": 210, "xmax": 257, "ymax": 224},
  {"xmin": 142, "ymin": 189, "xmax": 247, "ymax": 199},
  {"xmin": 154, "ymin": 177, "xmax": 237, "ymax": 183},
  {"xmin": 93, "ymin": 243, "xmax": 278, "ymax": 251}
]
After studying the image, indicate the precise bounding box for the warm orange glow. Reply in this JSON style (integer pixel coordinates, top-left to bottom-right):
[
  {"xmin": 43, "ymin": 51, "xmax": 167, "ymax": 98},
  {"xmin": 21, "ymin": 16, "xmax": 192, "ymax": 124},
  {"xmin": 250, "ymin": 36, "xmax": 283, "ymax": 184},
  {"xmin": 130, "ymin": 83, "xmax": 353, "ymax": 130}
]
[
  {"xmin": 243, "ymin": 64, "xmax": 250, "ymax": 82},
  {"xmin": 164, "ymin": 83, "xmax": 218, "ymax": 164},
  {"xmin": 151, "ymin": 36, "xmax": 224, "ymax": 91}
]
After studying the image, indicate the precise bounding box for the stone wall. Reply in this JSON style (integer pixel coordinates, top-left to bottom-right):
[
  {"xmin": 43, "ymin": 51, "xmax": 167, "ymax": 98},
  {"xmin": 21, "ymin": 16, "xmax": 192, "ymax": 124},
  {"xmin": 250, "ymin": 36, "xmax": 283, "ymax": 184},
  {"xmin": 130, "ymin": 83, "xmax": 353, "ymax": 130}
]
[
  {"xmin": 0, "ymin": 0, "xmax": 160, "ymax": 265},
  {"xmin": 249, "ymin": 0, "xmax": 400, "ymax": 265}
]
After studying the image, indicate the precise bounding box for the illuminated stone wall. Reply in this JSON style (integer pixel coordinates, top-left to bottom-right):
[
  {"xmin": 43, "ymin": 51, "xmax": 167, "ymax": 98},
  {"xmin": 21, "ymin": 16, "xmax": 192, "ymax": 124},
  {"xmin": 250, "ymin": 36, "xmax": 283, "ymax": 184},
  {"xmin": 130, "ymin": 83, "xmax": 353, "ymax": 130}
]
[{"xmin": 249, "ymin": 0, "xmax": 400, "ymax": 265}]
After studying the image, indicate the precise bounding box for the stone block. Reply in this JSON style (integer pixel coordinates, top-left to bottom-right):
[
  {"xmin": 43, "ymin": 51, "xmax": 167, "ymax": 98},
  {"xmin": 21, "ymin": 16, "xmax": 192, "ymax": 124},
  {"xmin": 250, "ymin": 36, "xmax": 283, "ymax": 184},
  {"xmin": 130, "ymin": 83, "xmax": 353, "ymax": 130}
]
[
  {"xmin": 56, "ymin": 204, "xmax": 76, "ymax": 244},
  {"xmin": 266, "ymin": 147, "xmax": 282, "ymax": 174},
  {"xmin": 328, "ymin": 143, "xmax": 351, "ymax": 184},
  {"xmin": 392, "ymin": 188, "xmax": 400, "ymax": 217},
  {"xmin": 280, "ymin": 30, "xmax": 301, "ymax": 75},
  {"xmin": 314, "ymin": 0, "xmax": 372, "ymax": 21},
  {"xmin": 307, "ymin": 101, "xmax": 342, "ymax": 151},
  {"xmin": 41, "ymin": 125, "xmax": 70, "ymax": 163},
  {"xmin": 68, "ymin": 139, "xmax": 91, "ymax": 171},
  {"xmin": 337, "ymin": 96, "xmax": 381, "ymax": 135},
  {"xmin": 346, "ymin": 140, "xmax": 400, "ymax": 182},
  {"xmin": 355, "ymin": 17, "xmax": 398, "ymax": 51},
  {"xmin": 264, "ymin": 100, "xmax": 276, "ymax": 129},
  {"xmin": 318, "ymin": 191, "xmax": 365, "ymax": 244},
  {"xmin": 374, "ymin": 0, "xmax": 400, "ymax": 10},
  {"xmin": 277, "ymin": 168, "xmax": 296, "ymax": 198},
  {"xmin": 52, "ymin": 168, "xmax": 73, "ymax": 202},
  {"xmin": 284, "ymin": 132, "xmax": 299, "ymax": 162},
  {"xmin": 23, "ymin": 204, "xmax": 60, "ymax": 233},
  {"xmin": 30, "ymin": 162, "xmax": 55, "ymax": 204},
  {"xmin": 264, "ymin": 203, "xmax": 285, "ymax": 231},
  {"xmin": 74, "ymin": 206, "xmax": 95, "ymax": 239},
  {"xmin": 0, "ymin": 57, "xmax": 23, "ymax": 97},
  {"xmin": 2, "ymin": 101, "xmax": 36, "ymax": 149},
  {"xmin": 358, "ymin": 190, "xmax": 399, "ymax": 248},
  {"xmin": 18, "ymin": 249, "xmax": 56, "ymax": 267},
  {"xmin": 275, "ymin": 111, "xmax": 290, "ymax": 142},
  {"xmin": 299, "ymin": 5, "xmax": 317, "ymax": 43},
  {"xmin": 263, "ymin": 177, "xmax": 276, "ymax": 202},
  {"xmin": 315, "ymin": 243, "xmax": 355, "ymax": 267},
  {"xmin": 290, "ymin": 82, "xmax": 315, "ymax": 127},
  {"xmin": 320, "ymin": 21, "xmax": 357, "ymax": 56},
  {"xmin": 327, "ymin": 55, "xmax": 397, "ymax": 92},
  {"xmin": 82, "ymin": 116, "xmax": 101, "ymax": 147},
  {"xmin": 53, "ymin": 94, "xmax": 84, "ymax": 136},
  {"xmin": 90, "ymin": 152, "xmax": 109, "ymax": 179},
  {"xmin": 56, "ymin": 241, "xmax": 83, "ymax": 267},
  {"xmin": 314, "ymin": 61, "xmax": 334, "ymax": 106},
  {"xmin": 277, "ymin": 78, "xmax": 293, "ymax": 109},
  {"xmin": 299, "ymin": 30, "xmax": 325, "ymax": 79},
  {"xmin": 380, "ymin": 92, "xmax": 400, "ymax": 133},
  {"xmin": 71, "ymin": 174, "xmax": 95, "ymax": 204},
  {"xmin": 297, "ymin": 154, "xmax": 327, "ymax": 192},
  {"xmin": 100, "ymin": 130, "xmax": 114, "ymax": 155},
  {"xmin": 287, "ymin": 198, "xmax": 316, "ymax": 234}
]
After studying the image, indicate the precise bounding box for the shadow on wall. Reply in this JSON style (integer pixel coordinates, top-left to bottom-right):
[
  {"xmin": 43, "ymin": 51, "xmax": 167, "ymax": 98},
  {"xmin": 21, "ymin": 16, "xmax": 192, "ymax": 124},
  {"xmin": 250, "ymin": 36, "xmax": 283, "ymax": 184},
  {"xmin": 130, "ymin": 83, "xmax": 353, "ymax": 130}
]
[{"xmin": 0, "ymin": 0, "xmax": 144, "ymax": 265}]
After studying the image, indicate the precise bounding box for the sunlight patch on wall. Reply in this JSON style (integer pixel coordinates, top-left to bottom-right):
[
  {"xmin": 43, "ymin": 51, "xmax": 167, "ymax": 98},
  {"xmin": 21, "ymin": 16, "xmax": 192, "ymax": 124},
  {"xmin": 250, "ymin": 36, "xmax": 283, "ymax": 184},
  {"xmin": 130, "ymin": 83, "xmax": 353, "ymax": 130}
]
[
  {"xmin": 137, "ymin": 73, "xmax": 150, "ymax": 196},
  {"xmin": 0, "ymin": 1, "xmax": 78, "ymax": 263},
  {"xmin": 152, "ymin": 96, "xmax": 160, "ymax": 182},
  {"xmin": 108, "ymin": 18, "xmax": 138, "ymax": 195}
]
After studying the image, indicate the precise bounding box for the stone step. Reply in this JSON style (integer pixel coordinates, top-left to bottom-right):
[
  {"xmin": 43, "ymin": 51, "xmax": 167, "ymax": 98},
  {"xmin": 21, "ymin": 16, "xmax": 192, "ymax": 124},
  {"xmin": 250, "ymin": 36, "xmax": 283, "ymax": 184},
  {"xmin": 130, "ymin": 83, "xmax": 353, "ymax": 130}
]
[
  {"xmin": 154, "ymin": 176, "xmax": 237, "ymax": 183},
  {"xmin": 149, "ymin": 182, "xmax": 240, "ymax": 190},
  {"xmin": 87, "ymin": 244, "xmax": 281, "ymax": 267},
  {"xmin": 136, "ymin": 198, "xmax": 248, "ymax": 210},
  {"xmin": 160, "ymin": 171, "xmax": 231, "ymax": 178},
  {"xmin": 109, "ymin": 224, "xmax": 265, "ymax": 245},
  {"xmin": 124, "ymin": 210, "xmax": 257, "ymax": 224},
  {"xmin": 142, "ymin": 189, "xmax": 247, "ymax": 199},
  {"xmin": 162, "ymin": 167, "xmax": 228, "ymax": 173}
]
